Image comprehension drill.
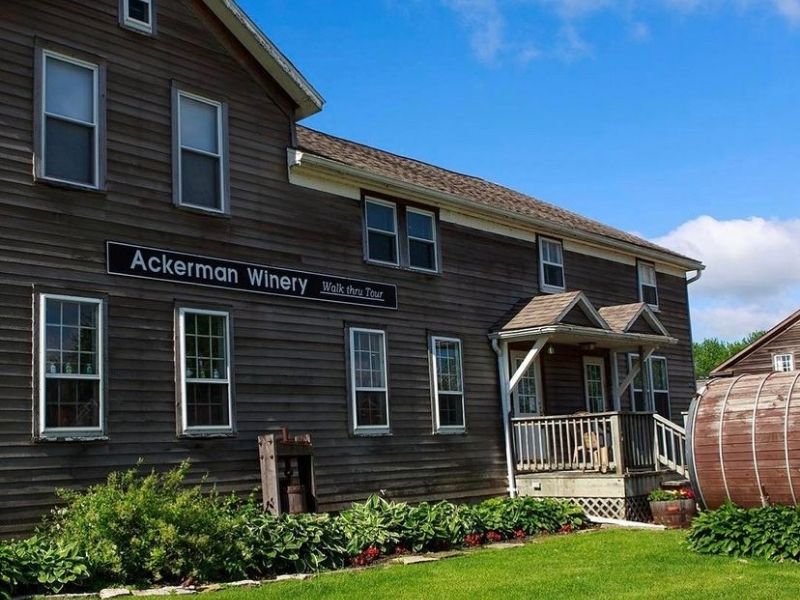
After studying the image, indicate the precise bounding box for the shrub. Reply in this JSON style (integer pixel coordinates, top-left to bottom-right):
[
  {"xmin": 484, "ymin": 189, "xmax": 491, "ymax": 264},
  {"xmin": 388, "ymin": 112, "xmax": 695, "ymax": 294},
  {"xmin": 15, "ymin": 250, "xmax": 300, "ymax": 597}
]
[
  {"xmin": 45, "ymin": 463, "xmax": 249, "ymax": 586},
  {"xmin": 687, "ymin": 503, "xmax": 800, "ymax": 561}
]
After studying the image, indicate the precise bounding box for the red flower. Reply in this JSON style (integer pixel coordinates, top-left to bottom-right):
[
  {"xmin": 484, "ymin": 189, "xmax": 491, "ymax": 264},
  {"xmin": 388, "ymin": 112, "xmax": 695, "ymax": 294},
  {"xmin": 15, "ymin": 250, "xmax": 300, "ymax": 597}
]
[
  {"xmin": 486, "ymin": 531, "xmax": 503, "ymax": 543},
  {"xmin": 513, "ymin": 529, "xmax": 527, "ymax": 539},
  {"xmin": 559, "ymin": 524, "xmax": 574, "ymax": 534},
  {"xmin": 464, "ymin": 533, "xmax": 483, "ymax": 547}
]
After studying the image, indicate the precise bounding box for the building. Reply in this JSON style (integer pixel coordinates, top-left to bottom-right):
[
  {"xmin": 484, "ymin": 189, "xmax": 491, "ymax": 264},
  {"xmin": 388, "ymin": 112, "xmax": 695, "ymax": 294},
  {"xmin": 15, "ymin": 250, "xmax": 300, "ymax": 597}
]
[
  {"xmin": 710, "ymin": 310, "xmax": 800, "ymax": 378},
  {"xmin": 0, "ymin": 0, "xmax": 703, "ymax": 535}
]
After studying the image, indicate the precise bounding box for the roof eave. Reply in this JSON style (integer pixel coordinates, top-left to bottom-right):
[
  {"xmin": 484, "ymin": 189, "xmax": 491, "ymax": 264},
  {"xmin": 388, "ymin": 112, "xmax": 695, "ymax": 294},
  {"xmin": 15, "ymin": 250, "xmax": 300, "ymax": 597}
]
[
  {"xmin": 291, "ymin": 151, "xmax": 705, "ymax": 272},
  {"xmin": 203, "ymin": 0, "xmax": 324, "ymax": 119},
  {"xmin": 488, "ymin": 324, "xmax": 678, "ymax": 346}
]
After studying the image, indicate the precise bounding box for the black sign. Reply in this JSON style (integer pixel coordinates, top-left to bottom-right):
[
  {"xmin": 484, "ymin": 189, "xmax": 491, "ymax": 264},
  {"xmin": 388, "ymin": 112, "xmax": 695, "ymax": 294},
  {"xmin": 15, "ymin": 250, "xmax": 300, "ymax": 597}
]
[{"xmin": 106, "ymin": 242, "xmax": 398, "ymax": 310}]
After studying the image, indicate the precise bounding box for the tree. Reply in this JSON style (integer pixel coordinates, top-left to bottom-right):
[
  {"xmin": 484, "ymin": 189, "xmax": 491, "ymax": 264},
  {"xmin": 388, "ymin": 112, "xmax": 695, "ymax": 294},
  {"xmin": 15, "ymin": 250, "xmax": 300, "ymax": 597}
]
[{"xmin": 693, "ymin": 330, "xmax": 766, "ymax": 380}]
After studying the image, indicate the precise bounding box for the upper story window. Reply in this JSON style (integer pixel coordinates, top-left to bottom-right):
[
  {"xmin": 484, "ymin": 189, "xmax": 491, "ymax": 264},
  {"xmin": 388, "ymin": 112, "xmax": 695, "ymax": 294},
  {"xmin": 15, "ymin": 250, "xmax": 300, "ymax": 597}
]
[
  {"xmin": 348, "ymin": 327, "xmax": 390, "ymax": 434},
  {"xmin": 174, "ymin": 89, "xmax": 228, "ymax": 214},
  {"xmin": 430, "ymin": 336, "xmax": 466, "ymax": 433},
  {"xmin": 638, "ymin": 260, "xmax": 659, "ymax": 309},
  {"xmin": 774, "ymin": 353, "xmax": 794, "ymax": 373},
  {"xmin": 539, "ymin": 237, "xmax": 565, "ymax": 293},
  {"xmin": 121, "ymin": 0, "xmax": 154, "ymax": 34},
  {"xmin": 364, "ymin": 196, "xmax": 441, "ymax": 273},
  {"xmin": 365, "ymin": 199, "xmax": 399, "ymax": 265},
  {"xmin": 38, "ymin": 294, "xmax": 104, "ymax": 438},
  {"xmin": 407, "ymin": 208, "xmax": 438, "ymax": 272},
  {"xmin": 178, "ymin": 308, "xmax": 233, "ymax": 435},
  {"xmin": 38, "ymin": 51, "xmax": 101, "ymax": 189}
]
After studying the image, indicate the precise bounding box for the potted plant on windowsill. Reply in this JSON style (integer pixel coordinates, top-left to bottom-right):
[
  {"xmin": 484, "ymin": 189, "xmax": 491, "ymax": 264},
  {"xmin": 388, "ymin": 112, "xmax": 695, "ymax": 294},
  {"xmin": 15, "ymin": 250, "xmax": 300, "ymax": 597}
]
[{"xmin": 648, "ymin": 487, "xmax": 697, "ymax": 528}]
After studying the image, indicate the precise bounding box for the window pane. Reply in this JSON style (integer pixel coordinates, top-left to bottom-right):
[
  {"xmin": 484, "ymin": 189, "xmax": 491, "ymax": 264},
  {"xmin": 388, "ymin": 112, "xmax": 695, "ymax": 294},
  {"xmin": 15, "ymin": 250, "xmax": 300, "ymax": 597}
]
[
  {"xmin": 642, "ymin": 285, "xmax": 658, "ymax": 307},
  {"xmin": 407, "ymin": 211, "xmax": 434, "ymax": 240},
  {"xmin": 186, "ymin": 382, "xmax": 229, "ymax": 428},
  {"xmin": 353, "ymin": 331, "xmax": 385, "ymax": 389},
  {"xmin": 639, "ymin": 263, "xmax": 656, "ymax": 286},
  {"xmin": 44, "ymin": 379, "xmax": 100, "ymax": 429},
  {"xmin": 543, "ymin": 263, "xmax": 564, "ymax": 289},
  {"xmin": 368, "ymin": 231, "xmax": 397, "ymax": 263},
  {"xmin": 409, "ymin": 239, "xmax": 436, "ymax": 270},
  {"xmin": 435, "ymin": 340, "xmax": 462, "ymax": 393},
  {"xmin": 515, "ymin": 358, "xmax": 538, "ymax": 414},
  {"xmin": 180, "ymin": 96, "xmax": 218, "ymax": 154},
  {"xmin": 542, "ymin": 240, "xmax": 563, "ymax": 265},
  {"xmin": 45, "ymin": 57, "xmax": 94, "ymax": 123},
  {"xmin": 181, "ymin": 150, "xmax": 220, "ymax": 209},
  {"xmin": 45, "ymin": 117, "xmax": 94, "ymax": 184},
  {"xmin": 128, "ymin": 0, "xmax": 150, "ymax": 23},
  {"xmin": 366, "ymin": 202, "xmax": 395, "ymax": 232},
  {"xmin": 652, "ymin": 359, "xmax": 668, "ymax": 391},
  {"xmin": 438, "ymin": 394, "xmax": 464, "ymax": 427},
  {"xmin": 356, "ymin": 391, "xmax": 388, "ymax": 427}
]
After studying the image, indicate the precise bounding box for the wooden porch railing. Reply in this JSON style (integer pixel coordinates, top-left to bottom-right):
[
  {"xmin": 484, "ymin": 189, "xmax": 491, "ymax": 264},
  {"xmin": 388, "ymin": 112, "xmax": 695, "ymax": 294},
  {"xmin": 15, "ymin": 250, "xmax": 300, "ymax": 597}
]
[
  {"xmin": 653, "ymin": 413, "xmax": 688, "ymax": 477},
  {"xmin": 512, "ymin": 412, "xmax": 661, "ymax": 475}
]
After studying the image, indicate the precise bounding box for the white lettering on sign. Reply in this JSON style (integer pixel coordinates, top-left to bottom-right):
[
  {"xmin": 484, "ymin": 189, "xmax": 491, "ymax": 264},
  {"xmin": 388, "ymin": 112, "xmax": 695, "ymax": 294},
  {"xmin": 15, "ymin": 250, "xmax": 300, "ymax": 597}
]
[
  {"xmin": 246, "ymin": 267, "xmax": 308, "ymax": 295},
  {"xmin": 321, "ymin": 281, "xmax": 385, "ymax": 302},
  {"xmin": 130, "ymin": 249, "xmax": 239, "ymax": 284}
]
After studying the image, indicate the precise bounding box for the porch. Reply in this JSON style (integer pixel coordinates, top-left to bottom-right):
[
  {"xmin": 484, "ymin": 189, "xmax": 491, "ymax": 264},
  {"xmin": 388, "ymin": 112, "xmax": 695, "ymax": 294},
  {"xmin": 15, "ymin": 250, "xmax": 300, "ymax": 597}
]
[{"xmin": 490, "ymin": 291, "xmax": 689, "ymax": 521}]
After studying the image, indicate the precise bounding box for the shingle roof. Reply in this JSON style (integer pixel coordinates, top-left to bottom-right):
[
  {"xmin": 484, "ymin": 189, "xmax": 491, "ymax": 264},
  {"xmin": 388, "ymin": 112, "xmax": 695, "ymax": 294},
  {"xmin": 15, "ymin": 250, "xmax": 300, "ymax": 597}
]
[
  {"xmin": 500, "ymin": 291, "xmax": 582, "ymax": 331},
  {"xmin": 598, "ymin": 303, "xmax": 647, "ymax": 333},
  {"xmin": 295, "ymin": 126, "xmax": 698, "ymax": 265}
]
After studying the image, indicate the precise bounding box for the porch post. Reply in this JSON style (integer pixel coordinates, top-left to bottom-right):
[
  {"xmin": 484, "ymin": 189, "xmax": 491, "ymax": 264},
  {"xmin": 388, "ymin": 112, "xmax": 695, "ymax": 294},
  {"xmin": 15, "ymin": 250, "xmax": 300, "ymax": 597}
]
[
  {"xmin": 610, "ymin": 351, "xmax": 621, "ymax": 411},
  {"xmin": 493, "ymin": 338, "xmax": 517, "ymax": 497},
  {"xmin": 639, "ymin": 345, "xmax": 651, "ymax": 412}
]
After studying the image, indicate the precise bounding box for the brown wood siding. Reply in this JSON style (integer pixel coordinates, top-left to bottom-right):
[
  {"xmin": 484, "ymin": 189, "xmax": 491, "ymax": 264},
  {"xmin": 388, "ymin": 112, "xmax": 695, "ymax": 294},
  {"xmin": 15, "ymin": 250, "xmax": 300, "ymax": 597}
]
[
  {"xmin": 0, "ymin": 0, "xmax": 695, "ymax": 535},
  {"xmin": 723, "ymin": 320, "xmax": 800, "ymax": 376}
]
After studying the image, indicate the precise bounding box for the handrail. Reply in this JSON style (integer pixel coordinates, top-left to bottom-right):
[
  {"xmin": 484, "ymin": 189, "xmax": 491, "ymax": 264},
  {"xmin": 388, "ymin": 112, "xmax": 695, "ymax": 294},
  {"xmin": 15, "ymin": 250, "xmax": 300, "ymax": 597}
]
[{"xmin": 653, "ymin": 413, "xmax": 688, "ymax": 477}]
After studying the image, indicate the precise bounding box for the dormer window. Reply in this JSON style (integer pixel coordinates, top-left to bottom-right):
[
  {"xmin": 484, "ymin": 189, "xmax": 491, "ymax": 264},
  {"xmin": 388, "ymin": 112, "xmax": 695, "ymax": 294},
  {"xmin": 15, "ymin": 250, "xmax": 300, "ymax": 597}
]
[
  {"xmin": 538, "ymin": 237, "xmax": 565, "ymax": 293},
  {"xmin": 637, "ymin": 260, "xmax": 659, "ymax": 310},
  {"xmin": 121, "ymin": 0, "xmax": 154, "ymax": 34}
]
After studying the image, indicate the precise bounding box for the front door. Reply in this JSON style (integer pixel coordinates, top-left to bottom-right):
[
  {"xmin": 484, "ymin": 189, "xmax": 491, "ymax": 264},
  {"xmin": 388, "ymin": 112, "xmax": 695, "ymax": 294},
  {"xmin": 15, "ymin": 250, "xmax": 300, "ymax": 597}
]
[
  {"xmin": 511, "ymin": 351, "xmax": 543, "ymax": 417},
  {"xmin": 583, "ymin": 356, "xmax": 607, "ymax": 413}
]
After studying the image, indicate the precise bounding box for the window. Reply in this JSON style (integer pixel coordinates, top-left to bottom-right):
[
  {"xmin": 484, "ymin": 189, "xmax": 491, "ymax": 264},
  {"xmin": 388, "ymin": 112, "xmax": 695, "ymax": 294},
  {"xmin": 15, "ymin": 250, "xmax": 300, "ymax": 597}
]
[
  {"xmin": 365, "ymin": 199, "xmax": 399, "ymax": 265},
  {"xmin": 583, "ymin": 357, "xmax": 606, "ymax": 413},
  {"xmin": 349, "ymin": 328, "xmax": 390, "ymax": 433},
  {"xmin": 539, "ymin": 237, "xmax": 565, "ymax": 293},
  {"xmin": 511, "ymin": 352, "xmax": 542, "ymax": 416},
  {"xmin": 407, "ymin": 208, "xmax": 437, "ymax": 271},
  {"xmin": 121, "ymin": 0, "xmax": 154, "ymax": 33},
  {"xmin": 174, "ymin": 90, "xmax": 226, "ymax": 213},
  {"xmin": 431, "ymin": 337, "xmax": 466, "ymax": 432},
  {"xmin": 629, "ymin": 354, "xmax": 670, "ymax": 418},
  {"xmin": 774, "ymin": 353, "xmax": 794, "ymax": 373},
  {"xmin": 178, "ymin": 308, "xmax": 233, "ymax": 434},
  {"xmin": 39, "ymin": 51, "xmax": 100, "ymax": 188},
  {"xmin": 38, "ymin": 295, "xmax": 104, "ymax": 437},
  {"xmin": 638, "ymin": 261, "xmax": 659, "ymax": 309}
]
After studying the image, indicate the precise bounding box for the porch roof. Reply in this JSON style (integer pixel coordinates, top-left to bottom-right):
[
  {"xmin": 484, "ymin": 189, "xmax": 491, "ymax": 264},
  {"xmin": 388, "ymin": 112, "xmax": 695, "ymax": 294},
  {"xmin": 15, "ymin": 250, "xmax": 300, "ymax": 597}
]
[{"xmin": 490, "ymin": 291, "xmax": 676, "ymax": 349}]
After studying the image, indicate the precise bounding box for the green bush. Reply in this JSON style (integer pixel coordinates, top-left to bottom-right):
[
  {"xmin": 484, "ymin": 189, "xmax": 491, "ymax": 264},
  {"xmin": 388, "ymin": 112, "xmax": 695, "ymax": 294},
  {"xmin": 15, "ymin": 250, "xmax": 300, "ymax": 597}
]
[
  {"xmin": 2, "ymin": 464, "xmax": 587, "ymax": 597},
  {"xmin": 687, "ymin": 503, "xmax": 800, "ymax": 561}
]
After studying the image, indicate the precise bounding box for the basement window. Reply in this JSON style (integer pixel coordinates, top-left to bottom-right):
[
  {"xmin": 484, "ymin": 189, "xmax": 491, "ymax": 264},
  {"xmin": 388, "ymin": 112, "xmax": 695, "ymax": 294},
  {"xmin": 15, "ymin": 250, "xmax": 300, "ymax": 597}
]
[{"xmin": 121, "ymin": 0, "xmax": 155, "ymax": 34}]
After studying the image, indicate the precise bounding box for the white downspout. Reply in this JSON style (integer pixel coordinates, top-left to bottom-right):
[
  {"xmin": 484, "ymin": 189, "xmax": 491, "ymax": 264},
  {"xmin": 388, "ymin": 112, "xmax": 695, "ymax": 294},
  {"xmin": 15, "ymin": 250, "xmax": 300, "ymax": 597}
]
[
  {"xmin": 686, "ymin": 269, "xmax": 703, "ymax": 285},
  {"xmin": 492, "ymin": 338, "xmax": 517, "ymax": 497}
]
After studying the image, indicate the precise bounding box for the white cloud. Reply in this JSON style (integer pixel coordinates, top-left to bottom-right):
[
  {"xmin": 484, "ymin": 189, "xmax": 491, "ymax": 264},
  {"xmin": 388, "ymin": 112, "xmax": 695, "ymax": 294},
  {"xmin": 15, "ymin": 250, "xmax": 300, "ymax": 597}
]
[
  {"xmin": 653, "ymin": 216, "xmax": 800, "ymax": 341},
  {"xmin": 442, "ymin": 0, "xmax": 506, "ymax": 64}
]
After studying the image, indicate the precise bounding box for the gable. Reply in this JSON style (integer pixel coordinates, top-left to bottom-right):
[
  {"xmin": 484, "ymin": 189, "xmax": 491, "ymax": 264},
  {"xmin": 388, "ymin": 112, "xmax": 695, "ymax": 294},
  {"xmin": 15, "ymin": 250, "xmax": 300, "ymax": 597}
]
[
  {"xmin": 561, "ymin": 304, "xmax": 599, "ymax": 328},
  {"xmin": 627, "ymin": 314, "xmax": 663, "ymax": 335}
]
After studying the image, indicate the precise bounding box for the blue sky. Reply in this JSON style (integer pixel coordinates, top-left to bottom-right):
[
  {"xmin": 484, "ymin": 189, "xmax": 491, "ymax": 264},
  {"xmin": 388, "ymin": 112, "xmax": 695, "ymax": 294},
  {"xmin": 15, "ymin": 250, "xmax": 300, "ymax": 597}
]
[{"xmin": 241, "ymin": 0, "xmax": 800, "ymax": 341}]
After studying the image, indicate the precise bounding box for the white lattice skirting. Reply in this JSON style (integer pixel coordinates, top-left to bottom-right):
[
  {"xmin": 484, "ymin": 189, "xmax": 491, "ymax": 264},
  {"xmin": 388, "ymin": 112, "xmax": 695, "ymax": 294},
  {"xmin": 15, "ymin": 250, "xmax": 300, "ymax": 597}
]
[{"xmin": 562, "ymin": 496, "xmax": 652, "ymax": 522}]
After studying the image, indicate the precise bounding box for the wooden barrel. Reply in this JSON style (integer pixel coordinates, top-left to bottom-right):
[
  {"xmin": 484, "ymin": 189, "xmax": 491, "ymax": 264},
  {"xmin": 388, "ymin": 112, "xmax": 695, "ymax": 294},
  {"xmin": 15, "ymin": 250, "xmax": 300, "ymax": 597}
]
[
  {"xmin": 650, "ymin": 499, "xmax": 697, "ymax": 528},
  {"xmin": 687, "ymin": 372, "xmax": 800, "ymax": 509}
]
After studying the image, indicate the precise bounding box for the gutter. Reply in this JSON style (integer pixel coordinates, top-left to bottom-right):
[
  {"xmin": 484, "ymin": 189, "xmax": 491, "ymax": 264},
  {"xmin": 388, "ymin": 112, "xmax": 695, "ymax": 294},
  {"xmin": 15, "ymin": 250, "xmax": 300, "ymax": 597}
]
[
  {"xmin": 491, "ymin": 339, "xmax": 518, "ymax": 498},
  {"xmin": 687, "ymin": 269, "xmax": 703, "ymax": 285},
  {"xmin": 488, "ymin": 324, "xmax": 678, "ymax": 346},
  {"xmin": 290, "ymin": 151, "xmax": 705, "ymax": 273}
]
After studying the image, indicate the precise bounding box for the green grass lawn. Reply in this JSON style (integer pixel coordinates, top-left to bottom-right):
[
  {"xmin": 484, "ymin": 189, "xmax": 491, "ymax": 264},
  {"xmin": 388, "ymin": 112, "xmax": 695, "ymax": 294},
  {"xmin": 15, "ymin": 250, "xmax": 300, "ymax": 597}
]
[{"xmin": 202, "ymin": 529, "xmax": 800, "ymax": 600}]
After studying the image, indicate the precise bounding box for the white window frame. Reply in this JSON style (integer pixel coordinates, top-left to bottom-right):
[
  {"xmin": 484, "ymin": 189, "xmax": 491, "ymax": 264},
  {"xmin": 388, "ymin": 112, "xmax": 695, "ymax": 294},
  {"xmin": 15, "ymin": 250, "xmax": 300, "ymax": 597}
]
[
  {"xmin": 349, "ymin": 327, "xmax": 390, "ymax": 434},
  {"xmin": 40, "ymin": 50, "xmax": 100, "ymax": 190},
  {"xmin": 406, "ymin": 207, "xmax": 439, "ymax": 273},
  {"xmin": 511, "ymin": 350, "xmax": 543, "ymax": 417},
  {"xmin": 539, "ymin": 237, "xmax": 566, "ymax": 293},
  {"xmin": 38, "ymin": 294, "xmax": 105, "ymax": 438},
  {"xmin": 582, "ymin": 356, "xmax": 606, "ymax": 413},
  {"xmin": 175, "ymin": 90, "xmax": 226, "ymax": 214},
  {"xmin": 628, "ymin": 354, "xmax": 670, "ymax": 415},
  {"xmin": 177, "ymin": 307, "xmax": 233, "ymax": 435},
  {"xmin": 431, "ymin": 336, "xmax": 466, "ymax": 433},
  {"xmin": 121, "ymin": 0, "xmax": 154, "ymax": 34},
  {"xmin": 638, "ymin": 260, "xmax": 659, "ymax": 310},
  {"xmin": 773, "ymin": 353, "xmax": 794, "ymax": 373},
  {"xmin": 364, "ymin": 198, "xmax": 400, "ymax": 266}
]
